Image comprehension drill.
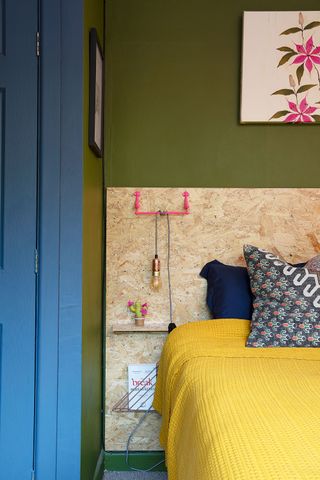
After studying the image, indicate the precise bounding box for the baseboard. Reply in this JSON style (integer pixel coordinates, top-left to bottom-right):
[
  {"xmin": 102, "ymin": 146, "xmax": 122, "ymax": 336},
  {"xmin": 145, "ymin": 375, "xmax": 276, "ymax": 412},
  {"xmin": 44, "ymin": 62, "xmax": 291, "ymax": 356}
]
[
  {"xmin": 93, "ymin": 449, "xmax": 105, "ymax": 480},
  {"xmin": 104, "ymin": 450, "xmax": 166, "ymax": 472}
]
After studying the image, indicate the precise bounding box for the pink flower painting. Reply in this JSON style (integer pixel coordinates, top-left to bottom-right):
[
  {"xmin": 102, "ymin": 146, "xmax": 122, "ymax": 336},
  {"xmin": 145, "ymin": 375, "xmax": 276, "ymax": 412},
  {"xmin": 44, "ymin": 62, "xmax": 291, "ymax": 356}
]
[
  {"xmin": 241, "ymin": 12, "xmax": 320, "ymax": 122},
  {"xmin": 270, "ymin": 12, "xmax": 320, "ymax": 123}
]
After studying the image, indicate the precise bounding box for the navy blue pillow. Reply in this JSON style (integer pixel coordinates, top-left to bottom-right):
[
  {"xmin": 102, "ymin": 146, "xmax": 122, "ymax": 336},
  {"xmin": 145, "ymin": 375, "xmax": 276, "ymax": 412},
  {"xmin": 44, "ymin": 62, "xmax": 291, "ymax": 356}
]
[
  {"xmin": 200, "ymin": 260, "xmax": 253, "ymax": 320},
  {"xmin": 200, "ymin": 259, "xmax": 307, "ymax": 320}
]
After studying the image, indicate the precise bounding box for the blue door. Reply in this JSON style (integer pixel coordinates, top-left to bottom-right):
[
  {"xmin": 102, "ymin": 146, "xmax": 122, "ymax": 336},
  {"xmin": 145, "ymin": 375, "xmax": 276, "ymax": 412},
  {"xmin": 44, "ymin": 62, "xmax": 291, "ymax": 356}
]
[{"xmin": 0, "ymin": 1, "xmax": 38, "ymax": 478}]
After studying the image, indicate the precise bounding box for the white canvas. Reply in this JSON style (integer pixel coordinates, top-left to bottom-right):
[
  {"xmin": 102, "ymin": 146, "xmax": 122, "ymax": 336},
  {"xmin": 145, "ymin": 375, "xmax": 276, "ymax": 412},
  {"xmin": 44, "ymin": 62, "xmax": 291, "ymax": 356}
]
[{"xmin": 241, "ymin": 11, "xmax": 320, "ymax": 123}]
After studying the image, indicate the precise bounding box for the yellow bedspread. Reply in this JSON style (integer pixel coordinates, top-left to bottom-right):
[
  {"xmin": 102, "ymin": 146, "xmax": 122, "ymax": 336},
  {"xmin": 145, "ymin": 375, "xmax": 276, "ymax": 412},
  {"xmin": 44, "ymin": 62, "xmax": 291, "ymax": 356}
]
[{"xmin": 153, "ymin": 320, "xmax": 320, "ymax": 480}]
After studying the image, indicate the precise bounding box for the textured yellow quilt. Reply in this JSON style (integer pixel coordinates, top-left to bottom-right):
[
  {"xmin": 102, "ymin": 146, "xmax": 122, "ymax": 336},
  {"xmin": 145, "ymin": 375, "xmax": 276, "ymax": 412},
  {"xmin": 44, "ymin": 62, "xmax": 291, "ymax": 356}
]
[{"xmin": 153, "ymin": 320, "xmax": 320, "ymax": 480}]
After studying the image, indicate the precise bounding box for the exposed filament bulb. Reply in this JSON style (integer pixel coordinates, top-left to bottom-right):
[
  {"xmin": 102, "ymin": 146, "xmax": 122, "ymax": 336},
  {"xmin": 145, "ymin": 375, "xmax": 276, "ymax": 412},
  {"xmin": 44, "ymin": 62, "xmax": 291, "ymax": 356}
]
[{"xmin": 150, "ymin": 254, "xmax": 162, "ymax": 291}]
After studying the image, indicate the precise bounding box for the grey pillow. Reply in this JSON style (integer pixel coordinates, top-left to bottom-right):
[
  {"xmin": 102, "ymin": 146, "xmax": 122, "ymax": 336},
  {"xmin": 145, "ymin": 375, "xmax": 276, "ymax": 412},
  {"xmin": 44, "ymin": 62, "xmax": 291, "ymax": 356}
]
[
  {"xmin": 244, "ymin": 245, "xmax": 320, "ymax": 347},
  {"xmin": 306, "ymin": 255, "xmax": 320, "ymax": 277}
]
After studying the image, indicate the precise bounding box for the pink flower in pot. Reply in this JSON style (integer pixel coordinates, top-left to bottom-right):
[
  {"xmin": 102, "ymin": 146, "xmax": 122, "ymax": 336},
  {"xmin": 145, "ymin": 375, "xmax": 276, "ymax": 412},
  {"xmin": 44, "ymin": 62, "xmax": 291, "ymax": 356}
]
[{"xmin": 128, "ymin": 300, "xmax": 149, "ymax": 326}]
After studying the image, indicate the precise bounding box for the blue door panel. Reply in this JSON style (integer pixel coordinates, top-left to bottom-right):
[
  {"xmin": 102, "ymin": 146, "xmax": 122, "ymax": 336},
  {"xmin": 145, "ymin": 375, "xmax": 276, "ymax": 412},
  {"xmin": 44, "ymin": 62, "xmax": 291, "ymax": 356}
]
[
  {"xmin": 0, "ymin": 87, "xmax": 4, "ymax": 266},
  {"xmin": 0, "ymin": 0, "xmax": 4, "ymax": 56},
  {"xmin": 0, "ymin": 0, "xmax": 38, "ymax": 478}
]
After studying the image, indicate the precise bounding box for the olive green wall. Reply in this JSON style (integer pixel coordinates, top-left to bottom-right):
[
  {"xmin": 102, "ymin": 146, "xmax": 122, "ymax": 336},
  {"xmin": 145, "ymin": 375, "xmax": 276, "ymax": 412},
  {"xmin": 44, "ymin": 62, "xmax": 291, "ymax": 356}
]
[
  {"xmin": 82, "ymin": 0, "xmax": 104, "ymax": 478},
  {"xmin": 106, "ymin": 0, "xmax": 320, "ymax": 187}
]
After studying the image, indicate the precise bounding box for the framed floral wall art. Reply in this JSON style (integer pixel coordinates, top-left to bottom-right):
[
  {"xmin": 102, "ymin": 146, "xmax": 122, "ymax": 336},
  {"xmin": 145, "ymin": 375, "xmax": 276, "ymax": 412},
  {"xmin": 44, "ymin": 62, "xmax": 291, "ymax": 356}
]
[
  {"xmin": 89, "ymin": 28, "xmax": 104, "ymax": 156},
  {"xmin": 241, "ymin": 11, "xmax": 320, "ymax": 124}
]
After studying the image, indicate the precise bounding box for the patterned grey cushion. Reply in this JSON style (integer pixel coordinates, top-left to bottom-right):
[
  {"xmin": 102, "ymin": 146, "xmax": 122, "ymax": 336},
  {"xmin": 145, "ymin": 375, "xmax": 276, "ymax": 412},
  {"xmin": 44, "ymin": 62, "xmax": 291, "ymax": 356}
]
[
  {"xmin": 244, "ymin": 245, "xmax": 320, "ymax": 347},
  {"xmin": 306, "ymin": 254, "xmax": 320, "ymax": 276}
]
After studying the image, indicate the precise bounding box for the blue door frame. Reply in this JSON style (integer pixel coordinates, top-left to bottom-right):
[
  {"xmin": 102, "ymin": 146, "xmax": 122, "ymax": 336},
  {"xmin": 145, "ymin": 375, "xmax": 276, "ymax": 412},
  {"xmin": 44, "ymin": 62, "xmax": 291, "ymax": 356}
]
[
  {"xmin": 35, "ymin": 0, "xmax": 84, "ymax": 478},
  {"xmin": 0, "ymin": 1, "xmax": 38, "ymax": 477}
]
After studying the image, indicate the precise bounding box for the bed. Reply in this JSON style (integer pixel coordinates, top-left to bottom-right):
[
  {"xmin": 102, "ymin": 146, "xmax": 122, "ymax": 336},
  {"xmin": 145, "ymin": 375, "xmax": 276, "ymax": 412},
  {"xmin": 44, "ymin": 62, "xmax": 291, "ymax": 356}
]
[{"xmin": 153, "ymin": 319, "xmax": 320, "ymax": 480}]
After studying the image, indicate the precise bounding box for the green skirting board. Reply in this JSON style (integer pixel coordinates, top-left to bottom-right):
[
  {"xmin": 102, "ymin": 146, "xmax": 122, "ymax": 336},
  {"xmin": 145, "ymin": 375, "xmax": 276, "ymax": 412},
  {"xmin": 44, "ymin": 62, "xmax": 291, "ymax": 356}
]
[{"xmin": 105, "ymin": 451, "xmax": 166, "ymax": 472}]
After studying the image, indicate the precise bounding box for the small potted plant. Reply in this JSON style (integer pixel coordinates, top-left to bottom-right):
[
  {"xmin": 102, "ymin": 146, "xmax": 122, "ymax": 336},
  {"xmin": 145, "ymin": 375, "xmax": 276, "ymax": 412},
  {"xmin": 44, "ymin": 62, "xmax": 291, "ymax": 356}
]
[{"xmin": 127, "ymin": 300, "xmax": 148, "ymax": 326}]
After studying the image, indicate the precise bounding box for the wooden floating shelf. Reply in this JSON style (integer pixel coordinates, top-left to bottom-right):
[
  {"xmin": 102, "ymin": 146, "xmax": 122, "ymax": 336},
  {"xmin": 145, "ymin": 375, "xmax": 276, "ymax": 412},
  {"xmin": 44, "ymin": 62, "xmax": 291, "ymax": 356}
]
[{"xmin": 112, "ymin": 323, "xmax": 168, "ymax": 333}]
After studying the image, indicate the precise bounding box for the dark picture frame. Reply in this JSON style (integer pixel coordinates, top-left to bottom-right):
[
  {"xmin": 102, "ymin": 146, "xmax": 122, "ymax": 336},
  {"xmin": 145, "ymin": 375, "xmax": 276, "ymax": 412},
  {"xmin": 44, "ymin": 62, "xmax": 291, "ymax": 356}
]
[{"xmin": 89, "ymin": 28, "xmax": 104, "ymax": 157}]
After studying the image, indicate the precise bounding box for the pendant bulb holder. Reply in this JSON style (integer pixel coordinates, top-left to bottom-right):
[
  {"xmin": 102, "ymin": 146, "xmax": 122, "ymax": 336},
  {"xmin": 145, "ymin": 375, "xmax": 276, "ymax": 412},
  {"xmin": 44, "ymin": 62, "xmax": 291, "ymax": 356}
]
[{"xmin": 150, "ymin": 254, "xmax": 162, "ymax": 291}]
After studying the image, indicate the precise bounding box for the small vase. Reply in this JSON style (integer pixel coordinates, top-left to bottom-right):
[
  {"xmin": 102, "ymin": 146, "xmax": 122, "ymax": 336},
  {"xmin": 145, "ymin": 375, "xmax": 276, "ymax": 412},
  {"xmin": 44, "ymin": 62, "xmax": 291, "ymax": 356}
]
[{"xmin": 135, "ymin": 317, "xmax": 145, "ymax": 327}]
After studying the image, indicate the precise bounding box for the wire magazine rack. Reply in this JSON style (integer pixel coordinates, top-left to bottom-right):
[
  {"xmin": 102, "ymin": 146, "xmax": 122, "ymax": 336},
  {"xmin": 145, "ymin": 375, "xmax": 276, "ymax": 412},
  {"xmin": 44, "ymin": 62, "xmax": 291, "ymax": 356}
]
[{"xmin": 112, "ymin": 365, "xmax": 158, "ymax": 412}]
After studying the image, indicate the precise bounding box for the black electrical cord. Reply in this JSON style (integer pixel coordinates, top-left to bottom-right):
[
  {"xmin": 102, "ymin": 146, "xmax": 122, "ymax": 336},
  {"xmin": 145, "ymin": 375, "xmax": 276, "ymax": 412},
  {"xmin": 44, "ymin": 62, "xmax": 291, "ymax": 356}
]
[{"xmin": 167, "ymin": 214, "xmax": 176, "ymax": 333}]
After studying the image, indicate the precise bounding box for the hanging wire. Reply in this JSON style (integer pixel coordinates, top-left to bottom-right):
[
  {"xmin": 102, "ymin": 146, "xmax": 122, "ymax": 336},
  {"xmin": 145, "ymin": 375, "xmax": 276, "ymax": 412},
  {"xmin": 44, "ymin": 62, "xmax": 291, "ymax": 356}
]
[
  {"xmin": 155, "ymin": 213, "xmax": 158, "ymax": 256},
  {"xmin": 125, "ymin": 213, "xmax": 176, "ymax": 472},
  {"xmin": 167, "ymin": 215, "xmax": 176, "ymax": 332},
  {"xmin": 166, "ymin": 214, "xmax": 173, "ymax": 325}
]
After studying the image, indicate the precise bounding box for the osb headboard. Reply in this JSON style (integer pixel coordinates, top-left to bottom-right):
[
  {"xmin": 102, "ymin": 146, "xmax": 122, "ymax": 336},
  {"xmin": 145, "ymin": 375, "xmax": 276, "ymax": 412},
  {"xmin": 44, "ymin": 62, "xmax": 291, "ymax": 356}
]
[{"xmin": 105, "ymin": 188, "xmax": 320, "ymax": 451}]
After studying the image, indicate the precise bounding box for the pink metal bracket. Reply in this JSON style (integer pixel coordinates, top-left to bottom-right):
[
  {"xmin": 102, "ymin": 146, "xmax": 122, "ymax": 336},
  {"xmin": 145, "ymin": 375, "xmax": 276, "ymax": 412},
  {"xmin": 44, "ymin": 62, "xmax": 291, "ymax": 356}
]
[{"xmin": 134, "ymin": 191, "xmax": 190, "ymax": 215}]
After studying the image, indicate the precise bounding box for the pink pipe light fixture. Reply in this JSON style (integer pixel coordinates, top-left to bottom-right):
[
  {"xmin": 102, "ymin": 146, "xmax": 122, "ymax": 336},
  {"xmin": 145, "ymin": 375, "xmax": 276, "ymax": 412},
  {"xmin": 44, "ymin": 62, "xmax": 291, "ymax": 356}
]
[{"xmin": 134, "ymin": 190, "xmax": 190, "ymax": 216}]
